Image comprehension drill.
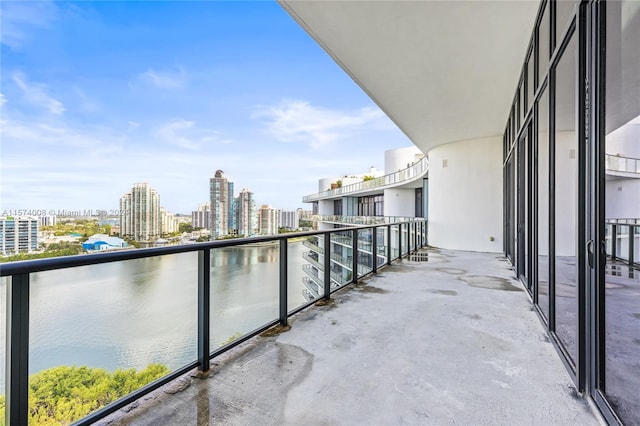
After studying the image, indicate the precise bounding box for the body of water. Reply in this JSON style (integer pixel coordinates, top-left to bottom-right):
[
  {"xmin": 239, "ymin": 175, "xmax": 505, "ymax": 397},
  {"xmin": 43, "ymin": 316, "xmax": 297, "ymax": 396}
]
[{"xmin": 0, "ymin": 241, "xmax": 307, "ymax": 392}]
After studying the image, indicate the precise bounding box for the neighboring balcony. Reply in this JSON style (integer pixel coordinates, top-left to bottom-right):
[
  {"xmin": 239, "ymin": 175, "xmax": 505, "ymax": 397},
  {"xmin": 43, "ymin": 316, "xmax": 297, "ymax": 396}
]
[
  {"xmin": 606, "ymin": 154, "xmax": 640, "ymax": 177},
  {"xmin": 303, "ymin": 156, "xmax": 428, "ymax": 202}
]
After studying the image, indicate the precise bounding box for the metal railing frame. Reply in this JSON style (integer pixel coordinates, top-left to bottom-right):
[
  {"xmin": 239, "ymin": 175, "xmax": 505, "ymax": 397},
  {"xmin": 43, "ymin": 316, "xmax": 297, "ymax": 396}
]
[
  {"xmin": 2, "ymin": 219, "xmax": 427, "ymax": 426},
  {"xmin": 606, "ymin": 222, "xmax": 639, "ymax": 268}
]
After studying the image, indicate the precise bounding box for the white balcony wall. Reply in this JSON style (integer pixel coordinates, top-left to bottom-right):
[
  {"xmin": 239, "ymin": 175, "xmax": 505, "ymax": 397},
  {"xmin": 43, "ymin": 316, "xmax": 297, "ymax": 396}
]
[
  {"xmin": 606, "ymin": 179, "xmax": 640, "ymax": 218},
  {"xmin": 383, "ymin": 188, "xmax": 415, "ymax": 217},
  {"xmin": 319, "ymin": 177, "xmax": 339, "ymax": 193},
  {"xmin": 318, "ymin": 200, "xmax": 333, "ymax": 216},
  {"xmin": 384, "ymin": 146, "xmax": 423, "ymax": 174},
  {"xmin": 428, "ymin": 136, "xmax": 502, "ymax": 252},
  {"xmin": 606, "ymin": 119, "xmax": 640, "ymax": 158}
]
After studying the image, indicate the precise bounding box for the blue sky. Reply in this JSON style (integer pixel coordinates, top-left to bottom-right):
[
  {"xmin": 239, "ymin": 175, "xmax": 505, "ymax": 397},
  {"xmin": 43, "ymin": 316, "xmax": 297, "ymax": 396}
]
[{"xmin": 0, "ymin": 0, "xmax": 412, "ymax": 214}]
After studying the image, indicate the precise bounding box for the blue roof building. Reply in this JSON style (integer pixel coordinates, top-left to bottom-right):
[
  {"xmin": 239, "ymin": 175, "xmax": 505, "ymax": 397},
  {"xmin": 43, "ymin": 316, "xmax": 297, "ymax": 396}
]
[{"xmin": 82, "ymin": 234, "xmax": 128, "ymax": 251}]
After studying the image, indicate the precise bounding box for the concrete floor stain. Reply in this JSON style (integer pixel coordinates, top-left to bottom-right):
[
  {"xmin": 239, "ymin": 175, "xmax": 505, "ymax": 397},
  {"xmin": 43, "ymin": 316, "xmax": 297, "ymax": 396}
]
[
  {"xmin": 430, "ymin": 289, "xmax": 458, "ymax": 296},
  {"xmin": 458, "ymin": 275, "xmax": 524, "ymax": 292},
  {"xmin": 436, "ymin": 267, "xmax": 466, "ymax": 275}
]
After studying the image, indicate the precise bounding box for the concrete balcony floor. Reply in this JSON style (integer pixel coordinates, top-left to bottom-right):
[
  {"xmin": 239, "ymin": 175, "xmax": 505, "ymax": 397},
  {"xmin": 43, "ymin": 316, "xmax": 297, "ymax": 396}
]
[{"xmin": 101, "ymin": 248, "xmax": 600, "ymax": 425}]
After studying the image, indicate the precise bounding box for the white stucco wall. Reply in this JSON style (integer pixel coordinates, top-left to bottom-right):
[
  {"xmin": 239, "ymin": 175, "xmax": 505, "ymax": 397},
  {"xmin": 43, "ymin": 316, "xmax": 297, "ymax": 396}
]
[
  {"xmin": 428, "ymin": 136, "xmax": 503, "ymax": 252},
  {"xmin": 554, "ymin": 131, "xmax": 578, "ymax": 257},
  {"xmin": 384, "ymin": 146, "xmax": 424, "ymax": 174},
  {"xmin": 318, "ymin": 200, "xmax": 333, "ymax": 216},
  {"xmin": 606, "ymin": 179, "xmax": 640, "ymax": 218},
  {"xmin": 319, "ymin": 177, "xmax": 339, "ymax": 192},
  {"xmin": 383, "ymin": 188, "xmax": 415, "ymax": 217}
]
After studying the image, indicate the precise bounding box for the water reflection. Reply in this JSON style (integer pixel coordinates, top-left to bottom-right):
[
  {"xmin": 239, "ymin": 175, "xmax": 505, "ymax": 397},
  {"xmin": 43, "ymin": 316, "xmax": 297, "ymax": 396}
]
[{"xmin": 0, "ymin": 242, "xmax": 306, "ymax": 393}]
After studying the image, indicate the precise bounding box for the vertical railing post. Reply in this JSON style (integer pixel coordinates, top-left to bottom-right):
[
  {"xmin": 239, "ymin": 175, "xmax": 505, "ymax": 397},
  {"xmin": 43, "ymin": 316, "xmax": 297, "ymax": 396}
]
[
  {"xmin": 628, "ymin": 225, "xmax": 635, "ymax": 267},
  {"xmin": 372, "ymin": 226, "xmax": 378, "ymax": 273},
  {"xmin": 405, "ymin": 223, "xmax": 410, "ymax": 257},
  {"xmin": 198, "ymin": 249, "xmax": 211, "ymax": 372},
  {"xmin": 611, "ymin": 224, "xmax": 617, "ymax": 260},
  {"xmin": 398, "ymin": 224, "xmax": 403, "ymax": 259},
  {"xmin": 352, "ymin": 229, "xmax": 358, "ymax": 284},
  {"xmin": 6, "ymin": 273, "xmax": 30, "ymax": 426},
  {"xmin": 412, "ymin": 222, "xmax": 416, "ymax": 252},
  {"xmin": 324, "ymin": 233, "xmax": 331, "ymax": 299},
  {"xmin": 387, "ymin": 224, "xmax": 392, "ymax": 265},
  {"xmin": 279, "ymin": 239, "xmax": 288, "ymax": 325}
]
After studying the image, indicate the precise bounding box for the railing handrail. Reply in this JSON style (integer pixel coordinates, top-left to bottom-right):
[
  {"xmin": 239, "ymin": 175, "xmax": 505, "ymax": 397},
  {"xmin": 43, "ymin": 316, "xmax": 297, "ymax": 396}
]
[
  {"xmin": 605, "ymin": 154, "xmax": 640, "ymax": 174},
  {"xmin": 303, "ymin": 157, "xmax": 428, "ymax": 202},
  {"xmin": 2, "ymin": 218, "xmax": 428, "ymax": 425},
  {"xmin": 0, "ymin": 223, "xmax": 425, "ymax": 276}
]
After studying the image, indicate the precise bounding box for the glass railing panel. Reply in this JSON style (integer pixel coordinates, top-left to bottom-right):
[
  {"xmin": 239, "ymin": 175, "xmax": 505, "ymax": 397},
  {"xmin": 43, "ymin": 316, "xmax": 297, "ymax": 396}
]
[
  {"xmin": 376, "ymin": 227, "xmax": 388, "ymax": 267},
  {"xmin": 357, "ymin": 229, "xmax": 373, "ymax": 277},
  {"xmin": 390, "ymin": 225, "xmax": 400, "ymax": 260},
  {"xmin": 288, "ymin": 238, "xmax": 313, "ymax": 310},
  {"xmin": 210, "ymin": 243, "xmax": 279, "ymax": 349},
  {"xmin": 27, "ymin": 253, "xmax": 198, "ymax": 424},
  {"xmin": 401, "ymin": 224, "xmax": 408, "ymax": 255},
  {"xmin": 330, "ymin": 230, "xmax": 354, "ymax": 286}
]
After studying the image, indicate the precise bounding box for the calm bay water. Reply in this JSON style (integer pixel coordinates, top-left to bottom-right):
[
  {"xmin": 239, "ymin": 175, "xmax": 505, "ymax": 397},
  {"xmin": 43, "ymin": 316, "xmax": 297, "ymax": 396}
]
[{"xmin": 0, "ymin": 241, "xmax": 307, "ymax": 392}]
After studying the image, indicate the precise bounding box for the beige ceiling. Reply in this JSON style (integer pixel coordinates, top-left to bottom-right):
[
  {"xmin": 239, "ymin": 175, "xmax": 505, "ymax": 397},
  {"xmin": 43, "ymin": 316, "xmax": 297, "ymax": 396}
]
[{"xmin": 279, "ymin": 0, "xmax": 540, "ymax": 153}]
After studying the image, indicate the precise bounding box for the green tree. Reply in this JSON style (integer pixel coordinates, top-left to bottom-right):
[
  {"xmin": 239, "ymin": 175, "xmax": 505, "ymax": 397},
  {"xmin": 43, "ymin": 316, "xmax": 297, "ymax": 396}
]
[
  {"xmin": 179, "ymin": 223, "xmax": 194, "ymax": 233},
  {"xmin": 0, "ymin": 364, "xmax": 169, "ymax": 425}
]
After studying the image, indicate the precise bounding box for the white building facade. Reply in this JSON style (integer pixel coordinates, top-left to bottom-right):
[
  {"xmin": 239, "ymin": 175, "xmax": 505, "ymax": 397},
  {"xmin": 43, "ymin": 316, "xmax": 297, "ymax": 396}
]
[
  {"xmin": 0, "ymin": 216, "xmax": 39, "ymax": 255},
  {"xmin": 119, "ymin": 183, "xmax": 160, "ymax": 242}
]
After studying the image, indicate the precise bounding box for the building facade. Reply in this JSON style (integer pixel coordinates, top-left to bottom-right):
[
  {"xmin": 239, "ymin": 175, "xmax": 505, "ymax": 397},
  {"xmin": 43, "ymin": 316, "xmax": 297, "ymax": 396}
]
[
  {"xmin": 119, "ymin": 183, "xmax": 160, "ymax": 242},
  {"xmin": 258, "ymin": 205, "xmax": 279, "ymax": 235},
  {"xmin": 235, "ymin": 188, "xmax": 256, "ymax": 237},
  {"xmin": 283, "ymin": 0, "xmax": 639, "ymax": 423},
  {"xmin": 279, "ymin": 210, "xmax": 299, "ymax": 230},
  {"xmin": 301, "ymin": 146, "xmax": 428, "ymax": 302},
  {"xmin": 209, "ymin": 170, "xmax": 234, "ymax": 240},
  {"xmin": 304, "ymin": 146, "xmax": 428, "ymax": 231},
  {"xmin": 0, "ymin": 216, "xmax": 38, "ymax": 255},
  {"xmin": 192, "ymin": 202, "xmax": 210, "ymax": 230},
  {"xmin": 160, "ymin": 208, "xmax": 179, "ymax": 236}
]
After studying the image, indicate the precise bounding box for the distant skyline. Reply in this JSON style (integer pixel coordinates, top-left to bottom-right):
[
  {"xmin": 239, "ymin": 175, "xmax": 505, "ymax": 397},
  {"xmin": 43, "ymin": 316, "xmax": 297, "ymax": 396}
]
[{"xmin": 0, "ymin": 1, "xmax": 413, "ymax": 214}]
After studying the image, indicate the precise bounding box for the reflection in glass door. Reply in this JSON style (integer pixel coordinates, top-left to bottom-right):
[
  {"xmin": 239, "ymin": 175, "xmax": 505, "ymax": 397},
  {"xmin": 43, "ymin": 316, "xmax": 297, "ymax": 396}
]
[
  {"xmin": 517, "ymin": 124, "xmax": 532, "ymax": 292},
  {"xmin": 597, "ymin": 1, "xmax": 640, "ymax": 423},
  {"xmin": 553, "ymin": 30, "xmax": 578, "ymax": 367}
]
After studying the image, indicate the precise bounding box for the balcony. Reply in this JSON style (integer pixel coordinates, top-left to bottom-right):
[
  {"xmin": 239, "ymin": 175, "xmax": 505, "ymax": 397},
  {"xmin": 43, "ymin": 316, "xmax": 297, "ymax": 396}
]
[
  {"xmin": 303, "ymin": 156, "xmax": 428, "ymax": 202},
  {"xmin": 605, "ymin": 154, "xmax": 640, "ymax": 177},
  {"xmin": 0, "ymin": 220, "xmax": 426, "ymax": 425},
  {"xmin": 103, "ymin": 248, "xmax": 598, "ymax": 424}
]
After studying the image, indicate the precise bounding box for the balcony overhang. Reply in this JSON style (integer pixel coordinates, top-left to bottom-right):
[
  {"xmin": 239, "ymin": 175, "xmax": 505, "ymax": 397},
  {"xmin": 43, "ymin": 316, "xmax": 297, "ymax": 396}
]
[{"xmin": 279, "ymin": 0, "xmax": 540, "ymax": 153}]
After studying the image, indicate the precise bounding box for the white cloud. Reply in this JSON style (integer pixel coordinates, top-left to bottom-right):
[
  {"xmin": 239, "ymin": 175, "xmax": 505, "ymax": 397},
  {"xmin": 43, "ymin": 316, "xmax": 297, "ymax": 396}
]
[
  {"xmin": 139, "ymin": 67, "xmax": 187, "ymax": 89},
  {"xmin": 12, "ymin": 72, "xmax": 65, "ymax": 115},
  {"xmin": 0, "ymin": 1, "xmax": 57, "ymax": 49},
  {"xmin": 128, "ymin": 121, "xmax": 140, "ymax": 131},
  {"xmin": 252, "ymin": 100, "xmax": 389, "ymax": 149},
  {"xmin": 0, "ymin": 93, "xmax": 6, "ymax": 106},
  {"xmin": 156, "ymin": 119, "xmax": 224, "ymax": 151}
]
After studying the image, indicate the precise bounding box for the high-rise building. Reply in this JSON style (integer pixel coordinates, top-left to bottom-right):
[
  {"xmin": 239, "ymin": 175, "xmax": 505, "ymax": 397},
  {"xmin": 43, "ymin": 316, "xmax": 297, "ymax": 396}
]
[
  {"xmin": 120, "ymin": 183, "xmax": 160, "ymax": 242},
  {"xmin": 279, "ymin": 210, "xmax": 299, "ymax": 230},
  {"xmin": 192, "ymin": 202, "xmax": 210, "ymax": 229},
  {"xmin": 0, "ymin": 216, "xmax": 38, "ymax": 255},
  {"xmin": 160, "ymin": 208, "xmax": 179, "ymax": 236},
  {"xmin": 258, "ymin": 205, "xmax": 279, "ymax": 235},
  {"xmin": 235, "ymin": 188, "xmax": 256, "ymax": 237},
  {"xmin": 209, "ymin": 170, "xmax": 234, "ymax": 240}
]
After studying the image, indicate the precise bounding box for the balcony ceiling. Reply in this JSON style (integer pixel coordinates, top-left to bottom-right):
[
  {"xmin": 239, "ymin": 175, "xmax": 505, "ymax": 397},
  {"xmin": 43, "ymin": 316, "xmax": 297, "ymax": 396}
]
[{"xmin": 279, "ymin": 0, "xmax": 540, "ymax": 153}]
